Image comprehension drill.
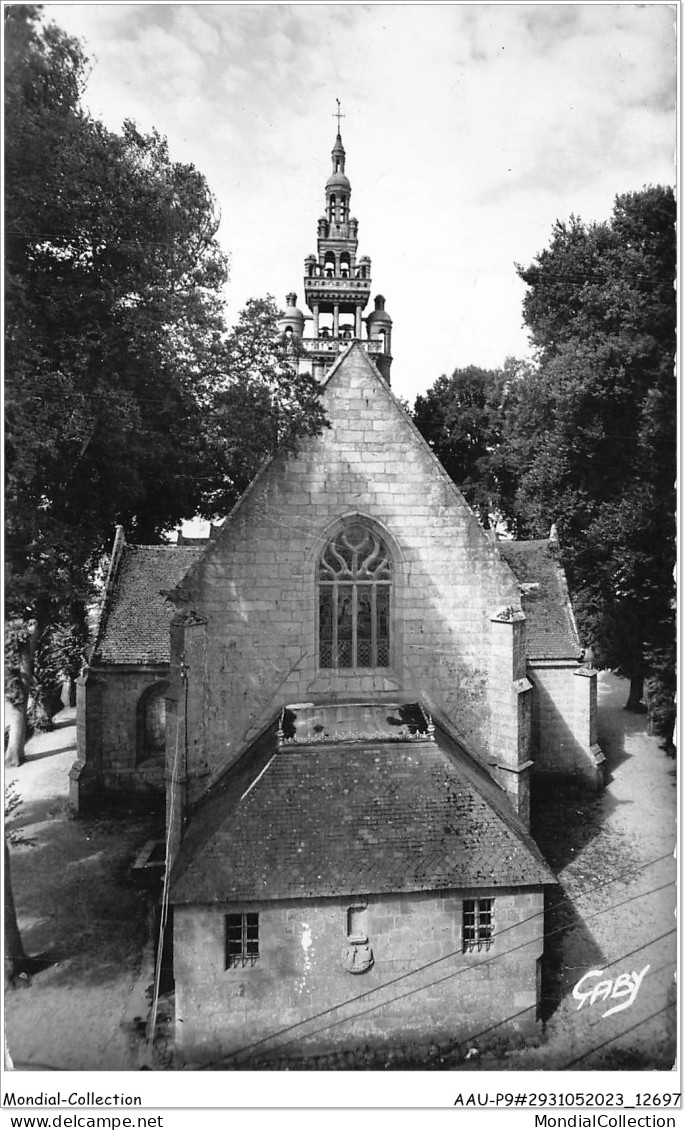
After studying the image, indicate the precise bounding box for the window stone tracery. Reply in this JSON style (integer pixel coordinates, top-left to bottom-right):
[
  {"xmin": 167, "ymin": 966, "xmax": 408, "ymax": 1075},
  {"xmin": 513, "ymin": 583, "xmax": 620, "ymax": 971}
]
[{"xmin": 318, "ymin": 522, "xmax": 392, "ymax": 669}]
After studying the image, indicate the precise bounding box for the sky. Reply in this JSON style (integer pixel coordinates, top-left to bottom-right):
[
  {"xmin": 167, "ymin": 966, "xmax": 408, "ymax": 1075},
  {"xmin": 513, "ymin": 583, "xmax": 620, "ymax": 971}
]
[{"xmin": 44, "ymin": 2, "xmax": 676, "ymax": 403}]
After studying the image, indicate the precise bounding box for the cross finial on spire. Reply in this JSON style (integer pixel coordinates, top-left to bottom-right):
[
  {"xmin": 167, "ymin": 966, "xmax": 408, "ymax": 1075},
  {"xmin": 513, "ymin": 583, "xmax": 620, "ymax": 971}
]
[{"xmin": 334, "ymin": 98, "xmax": 344, "ymax": 133}]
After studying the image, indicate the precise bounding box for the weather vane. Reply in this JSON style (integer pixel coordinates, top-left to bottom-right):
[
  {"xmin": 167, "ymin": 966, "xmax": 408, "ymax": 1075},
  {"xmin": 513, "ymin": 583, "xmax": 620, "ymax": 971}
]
[{"xmin": 334, "ymin": 98, "xmax": 345, "ymax": 132}]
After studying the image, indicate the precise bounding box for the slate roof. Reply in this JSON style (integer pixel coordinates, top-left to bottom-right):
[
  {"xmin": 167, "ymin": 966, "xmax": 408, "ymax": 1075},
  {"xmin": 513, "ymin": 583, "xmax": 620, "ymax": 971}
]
[
  {"xmin": 93, "ymin": 544, "xmax": 207, "ymax": 665},
  {"xmin": 170, "ymin": 704, "xmax": 556, "ymax": 905},
  {"xmin": 498, "ymin": 539, "xmax": 581, "ymax": 661}
]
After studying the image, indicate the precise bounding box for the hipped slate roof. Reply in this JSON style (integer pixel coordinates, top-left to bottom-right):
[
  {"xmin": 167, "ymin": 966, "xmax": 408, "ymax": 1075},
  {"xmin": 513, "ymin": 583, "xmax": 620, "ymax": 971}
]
[
  {"xmin": 170, "ymin": 705, "xmax": 556, "ymax": 905},
  {"xmin": 498, "ymin": 539, "xmax": 581, "ymax": 661},
  {"xmin": 93, "ymin": 544, "xmax": 207, "ymax": 665}
]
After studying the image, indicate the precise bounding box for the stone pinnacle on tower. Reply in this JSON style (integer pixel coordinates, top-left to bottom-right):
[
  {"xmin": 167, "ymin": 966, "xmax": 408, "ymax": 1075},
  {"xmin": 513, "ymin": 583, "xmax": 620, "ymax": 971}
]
[{"xmin": 279, "ymin": 108, "xmax": 392, "ymax": 381}]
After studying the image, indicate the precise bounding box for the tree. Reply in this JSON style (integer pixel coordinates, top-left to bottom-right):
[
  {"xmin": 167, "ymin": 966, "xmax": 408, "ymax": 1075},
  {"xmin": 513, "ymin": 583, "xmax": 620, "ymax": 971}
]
[
  {"xmin": 5, "ymin": 6, "xmax": 226, "ymax": 758},
  {"xmin": 413, "ymin": 365, "xmax": 506, "ymax": 525},
  {"xmin": 412, "ymin": 189, "xmax": 675, "ymax": 739},
  {"xmin": 4, "ymin": 621, "xmax": 39, "ymax": 768},
  {"xmin": 27, "ymin": 621, "xmax": 88, "ymax": 731},
  {"xmin": 412, "ymin": 358, "xmax": 539, "ymax": 531},
  {"xmin": 4, "ymin": 838, "xmax": 28, "ymax": 985},
  {"xmin": 199, "ymin": 297, "xmax": 329, "ymax": 516},
  {"xmin": 5, "ymin": 9, "xmax": 328, "ymax": 761},
  {"xmin": 508, "ymin": 187, "xmax": 676, "ymax": 733},
  {"xmin": 4, "ymin": 785, "xmax": 43, "ymax": 984}
]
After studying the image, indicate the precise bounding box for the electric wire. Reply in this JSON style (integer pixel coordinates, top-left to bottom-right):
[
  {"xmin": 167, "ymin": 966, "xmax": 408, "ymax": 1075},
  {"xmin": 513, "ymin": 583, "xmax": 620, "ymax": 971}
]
[
  {"xmin": 441, "ymin": 955, "xmax": 677, "ymax": 1071},
  {"xmin": 203, "ymin": 853, "xmax": 675, "ymax": 1064},
  {"xmin": 208, "ymin": 921, "xmax": 676, "ymax": 1068},
  {"xmin": 225, "ymin": 923, "xmax": 676, "ymax": 1067},
  {"xmin": 561, "ymin": 1001, "xmax": 676, "ymax": 1070}
]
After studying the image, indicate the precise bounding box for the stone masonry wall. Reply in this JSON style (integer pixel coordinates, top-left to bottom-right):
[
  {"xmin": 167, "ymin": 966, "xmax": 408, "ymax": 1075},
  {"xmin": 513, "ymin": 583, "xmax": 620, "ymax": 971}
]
[
  {"xmin": 169, "ymin": 348, "xmax": 524, "ymax": 801},
  {"xmin": 173, "ymin": 885, "xmax": 544, "ymax": 1065},
  {"xmin": 529, "ymin": 662, "xmax": 603, "ymax": 784},
  {"xmin": 81, "ymin": 665, "xmax": 169, "ymax": 795},
  {"xmin": 488, "ymin": 610, "xmax": 533, "ymax": 822}
]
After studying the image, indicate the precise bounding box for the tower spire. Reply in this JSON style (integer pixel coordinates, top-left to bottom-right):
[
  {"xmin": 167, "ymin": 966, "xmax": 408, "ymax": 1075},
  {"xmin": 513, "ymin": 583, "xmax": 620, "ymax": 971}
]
[
  {"xmin": 333, "ymin": 98, "xmax": 345, "ymax": 134},
  {"xmin": 279, "ymin": 121, "xmax": 392, "ymax": 382}
]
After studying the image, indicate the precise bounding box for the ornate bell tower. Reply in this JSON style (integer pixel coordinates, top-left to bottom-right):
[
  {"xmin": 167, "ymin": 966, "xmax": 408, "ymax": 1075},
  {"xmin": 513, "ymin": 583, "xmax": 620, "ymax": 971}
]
[{"xmin": 278, "ymin": 106, "xmax": 393, "ymax": 383}]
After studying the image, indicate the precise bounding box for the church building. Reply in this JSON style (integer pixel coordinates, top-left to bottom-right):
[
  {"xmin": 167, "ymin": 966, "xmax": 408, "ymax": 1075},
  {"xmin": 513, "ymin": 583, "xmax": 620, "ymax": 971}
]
[{"xmin": 76, "ymin": 123, "xmax": 602, "ymax": 1066}]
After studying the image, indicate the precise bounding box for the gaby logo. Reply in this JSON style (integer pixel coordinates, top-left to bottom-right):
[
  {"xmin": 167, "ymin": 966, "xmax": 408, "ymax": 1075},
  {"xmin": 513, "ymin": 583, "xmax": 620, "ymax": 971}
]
[{"xmin": 572, "ymin": 964, "xmax": 650, "ymax": 1018}]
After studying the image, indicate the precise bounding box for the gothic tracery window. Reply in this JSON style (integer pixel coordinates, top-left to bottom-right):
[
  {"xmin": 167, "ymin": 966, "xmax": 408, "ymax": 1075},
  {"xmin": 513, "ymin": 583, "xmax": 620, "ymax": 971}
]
[{"xmin": 318, "ymin": 522, "xmax": 392, "ymax": 669}]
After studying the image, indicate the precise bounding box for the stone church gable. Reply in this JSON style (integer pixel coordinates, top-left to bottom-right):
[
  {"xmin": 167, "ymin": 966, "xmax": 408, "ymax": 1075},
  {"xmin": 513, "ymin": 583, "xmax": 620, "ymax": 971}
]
[
  {"xmin": 75, "ymin": 122, "xmax": 600, "ymax": 834},
  {"xmin": 67, "ymin": 122, "xmax": 605, "ymax": 1064},
  {"xmin": 167, "ymin": 341, "xmax": 526, "ymax": 798}
]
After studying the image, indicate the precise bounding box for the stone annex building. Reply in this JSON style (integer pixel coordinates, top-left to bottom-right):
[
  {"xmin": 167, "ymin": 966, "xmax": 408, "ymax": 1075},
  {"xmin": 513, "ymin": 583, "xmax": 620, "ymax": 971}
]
[{"xmin": 76, "ymin": 127, "xmax": 604, "ymax": 1066}]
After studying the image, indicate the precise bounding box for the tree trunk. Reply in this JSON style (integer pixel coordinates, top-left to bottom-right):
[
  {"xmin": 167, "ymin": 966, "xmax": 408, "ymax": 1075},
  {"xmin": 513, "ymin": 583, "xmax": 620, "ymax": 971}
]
[
  {"xmin": 4, "ymin": 620, "xmax": 39, "ymax": 767},
  {"xmin": 29, "ymin": 682, "xmax": 61, "ymax": 731},
  {"xmin": 61, "ymin": 678, "xmax": 77, "ymax": 708},
  {"xmin": 4, "ymin": 698, "xmax": 27, "ymax": 767},
  {"xmin": 625, "ymin": 673, "xmax": 646, "ymax": 712},
  {"xmin": 4, "ymin": 839, "xmax": 27, "ymax": 985}
]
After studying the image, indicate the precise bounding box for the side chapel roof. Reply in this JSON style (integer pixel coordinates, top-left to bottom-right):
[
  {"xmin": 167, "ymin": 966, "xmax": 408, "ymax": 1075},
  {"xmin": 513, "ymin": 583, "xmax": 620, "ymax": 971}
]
[
  {"xmin": 497, "ymin": 538, "xmax": 582, "ymax": 661},
  {"xmin": 93, "ymin": 543, "xmax": 207, "ymax": 665},
  {"xmin": 169, "ymin": 702, "xmax": 556, "ymax": 905}
]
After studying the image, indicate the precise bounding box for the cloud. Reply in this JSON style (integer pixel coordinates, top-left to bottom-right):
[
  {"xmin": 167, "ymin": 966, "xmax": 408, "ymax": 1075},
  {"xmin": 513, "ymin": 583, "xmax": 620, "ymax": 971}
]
[
  {"xmin": 170, "ymin": 6, "xmax": 222, "ymax": 55},
  {"xmin": 41, "ymin": 3, "xmax": 675, "ymax": 399},
  {"xmin": 448, "ymin": 4, "xmax": 675, "ymax": 213}
]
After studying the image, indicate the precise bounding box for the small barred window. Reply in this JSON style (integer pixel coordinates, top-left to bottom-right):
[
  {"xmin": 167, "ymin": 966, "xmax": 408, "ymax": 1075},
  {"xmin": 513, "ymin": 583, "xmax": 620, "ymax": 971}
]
[
  {"xmin": 225, "ymin": 912, "xmax": 259, "ymax": 968},
  {"xmin": 462, "ymin": 898, "xmax": 494, "ymax": 952},
  {"xmin": 318, "ymin": 522, "xmax": 392, "ymax": 670}
]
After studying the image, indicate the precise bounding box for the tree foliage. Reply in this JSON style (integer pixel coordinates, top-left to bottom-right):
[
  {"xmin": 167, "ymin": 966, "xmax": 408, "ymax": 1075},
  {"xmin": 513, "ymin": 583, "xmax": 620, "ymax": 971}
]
[
  {"xmin": 412, "ymin": 358, "xmax": 539, "ymax": 531},
  {"xmin": 413, "ymin": 364, "xmax": 506, "ymax": 525},
  {"xmin": 6, "ymin": 8, "xmax": 228, "ymax": 621},
  {"xmin": 511, "ymin": 187, "xmax": 676, "ymax": 734},
  {"xmin": 199, "ymin": 297, "xmax": 329, "ymax": 516},
  {"xmin": 413, "ymin": 187, "xmax": 675, "ymax": 739},
  {"xmin": 5, "ymin": 7, "xmax": 327, "ymax": 758}
]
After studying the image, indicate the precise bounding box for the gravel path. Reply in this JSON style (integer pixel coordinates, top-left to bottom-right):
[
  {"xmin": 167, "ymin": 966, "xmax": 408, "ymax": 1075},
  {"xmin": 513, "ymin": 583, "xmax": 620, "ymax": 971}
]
[
  {"xmin": 516, "ymin": 671, "xmax": 677, "ymax": 1070},
  {"xmin": 5, "ymin": 710, "xmax": 161, "ymax": 1071}
]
